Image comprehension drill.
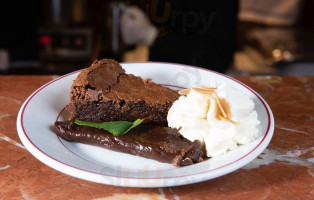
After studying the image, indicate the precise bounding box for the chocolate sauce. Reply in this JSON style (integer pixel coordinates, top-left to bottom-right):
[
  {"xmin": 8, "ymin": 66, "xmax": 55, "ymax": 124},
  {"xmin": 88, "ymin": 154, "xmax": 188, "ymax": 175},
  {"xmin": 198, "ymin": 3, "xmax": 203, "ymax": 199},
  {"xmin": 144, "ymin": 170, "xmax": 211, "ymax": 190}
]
[{"xmin": 54, "ymin": 121, "xmax": 203, "ymax": 167}]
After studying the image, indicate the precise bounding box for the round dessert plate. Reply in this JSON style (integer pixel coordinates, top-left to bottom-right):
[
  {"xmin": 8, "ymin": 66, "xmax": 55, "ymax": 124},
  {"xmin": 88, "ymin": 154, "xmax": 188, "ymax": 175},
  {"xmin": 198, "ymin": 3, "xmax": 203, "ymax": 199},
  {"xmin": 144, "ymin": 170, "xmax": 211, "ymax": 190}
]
[{"xmin": 17, "ymin": 62, "xmax": 274, "ymax": 187}]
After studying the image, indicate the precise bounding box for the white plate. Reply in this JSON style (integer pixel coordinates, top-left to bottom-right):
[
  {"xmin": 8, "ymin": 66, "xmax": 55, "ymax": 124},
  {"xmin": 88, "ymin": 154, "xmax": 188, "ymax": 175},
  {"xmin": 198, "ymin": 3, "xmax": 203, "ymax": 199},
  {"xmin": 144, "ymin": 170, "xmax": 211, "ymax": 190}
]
[{"xmin": 17, "ymin": 62, "xmax": 274, "ymax": 187}]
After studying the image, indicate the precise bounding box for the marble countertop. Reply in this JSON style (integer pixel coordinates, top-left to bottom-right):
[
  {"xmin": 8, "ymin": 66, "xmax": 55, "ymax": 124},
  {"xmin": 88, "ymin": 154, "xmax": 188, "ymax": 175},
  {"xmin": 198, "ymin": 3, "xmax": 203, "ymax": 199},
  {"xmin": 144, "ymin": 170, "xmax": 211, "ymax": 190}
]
[{"xmin": 0, "ymin": 75, "xmax": 313, "ymax": 199}]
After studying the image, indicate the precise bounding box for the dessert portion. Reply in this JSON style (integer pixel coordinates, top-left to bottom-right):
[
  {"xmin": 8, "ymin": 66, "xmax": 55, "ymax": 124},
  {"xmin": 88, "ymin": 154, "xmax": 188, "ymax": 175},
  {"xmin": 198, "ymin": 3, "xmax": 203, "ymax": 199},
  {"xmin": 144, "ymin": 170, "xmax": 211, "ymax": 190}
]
[
  {"xmin": 55, "ymin": 59, "xmax": 203, "ymax": 167},
  {"xmin": 67, "ymin": 59, "xmax": 179, "ymax": 126},
  {"xmin": 55, "ymin": 121, "xmax": 203, "ymax": 167},
  {"xmin": 168, "ymin": 83, "xmax": 260, "ymax": 157}
]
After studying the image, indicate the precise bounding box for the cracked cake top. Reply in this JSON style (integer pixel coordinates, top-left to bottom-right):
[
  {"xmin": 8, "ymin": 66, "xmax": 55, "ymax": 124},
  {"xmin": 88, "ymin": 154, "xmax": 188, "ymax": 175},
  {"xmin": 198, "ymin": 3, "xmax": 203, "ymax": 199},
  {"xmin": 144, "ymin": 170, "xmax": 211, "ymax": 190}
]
[{"xmin": 71, "ymin": 59, "xmax": 179, "ymax": 105}]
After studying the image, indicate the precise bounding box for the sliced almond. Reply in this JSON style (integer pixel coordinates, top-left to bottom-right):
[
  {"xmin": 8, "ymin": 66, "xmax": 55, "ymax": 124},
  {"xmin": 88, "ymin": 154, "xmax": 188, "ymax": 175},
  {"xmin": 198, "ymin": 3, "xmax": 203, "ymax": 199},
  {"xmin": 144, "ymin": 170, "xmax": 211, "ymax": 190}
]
[
  {"xmin": 178, "ymin": 88, "xmax": 191, "ymax": 95},
  {"xmin": 178, "ymin": 86, "xmax": 216, "ymax": 96},
  {"xmin": 193, "ymin": 86, "xmax": 216, "ymax": 92},
  {"xmin": 192, "ymin": 86, "xmax": 216, "ymax": 96},
  {"xmin": 215, "ymin": 96, "xmax": 227, "ymax": 119},
  {"xmin": 217, "ymin": 114, "xmax": 230, "ymax": 122},
  {"xmin": 215, "ymin": 96, "xmax": 239, "ymax": 124},
  {"xmin": 193, "ymin": 86, "xmax": 216, "ymax": 90},
  {"xmin": 192, "ymin": 88, "xmax": 215, "ymax": 95}
]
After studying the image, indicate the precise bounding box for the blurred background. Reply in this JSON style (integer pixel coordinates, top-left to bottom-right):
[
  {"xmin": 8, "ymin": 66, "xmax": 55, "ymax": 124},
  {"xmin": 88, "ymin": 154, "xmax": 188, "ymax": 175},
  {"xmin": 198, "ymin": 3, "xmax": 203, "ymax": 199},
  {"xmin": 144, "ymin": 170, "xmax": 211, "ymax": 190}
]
[{"xmin": 0, "ymin": 0, "xmax": 313, "ymax": 75}]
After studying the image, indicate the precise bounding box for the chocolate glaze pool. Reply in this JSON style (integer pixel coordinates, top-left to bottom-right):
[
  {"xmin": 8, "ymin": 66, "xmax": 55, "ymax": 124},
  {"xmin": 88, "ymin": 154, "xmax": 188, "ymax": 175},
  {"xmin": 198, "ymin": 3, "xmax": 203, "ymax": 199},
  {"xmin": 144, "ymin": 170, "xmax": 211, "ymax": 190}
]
[{"xmin": 54, "ymin": 121, "xmax": 203, "ymax": 167}]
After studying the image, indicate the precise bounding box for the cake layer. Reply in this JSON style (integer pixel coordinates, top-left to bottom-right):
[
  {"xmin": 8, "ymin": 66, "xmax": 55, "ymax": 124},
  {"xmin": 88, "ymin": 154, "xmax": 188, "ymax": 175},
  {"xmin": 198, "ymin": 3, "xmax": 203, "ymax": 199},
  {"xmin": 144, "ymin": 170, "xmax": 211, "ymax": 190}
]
[
  {"xmin": 67, "ymin": 59, "xmax": 179, "ymax": 125},
  {"xmin": 55, "ymin": 121, "xmax": 203, "ymax": 167}
]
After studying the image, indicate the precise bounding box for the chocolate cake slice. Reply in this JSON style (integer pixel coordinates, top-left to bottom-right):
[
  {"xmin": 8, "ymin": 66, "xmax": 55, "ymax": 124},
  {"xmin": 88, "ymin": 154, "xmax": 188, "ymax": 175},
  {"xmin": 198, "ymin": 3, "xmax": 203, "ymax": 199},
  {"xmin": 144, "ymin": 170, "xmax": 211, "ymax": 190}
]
[
  {"xmin": 67, "ymin": 59, "xmax": 179, "ymax": 125},
  {"xmin": 55, "ymin": 121, "xmax": 203, "ymax": 167},
  {"xmin": 56, "ymin": 59, "xmax": 203, "ymax": 167}
]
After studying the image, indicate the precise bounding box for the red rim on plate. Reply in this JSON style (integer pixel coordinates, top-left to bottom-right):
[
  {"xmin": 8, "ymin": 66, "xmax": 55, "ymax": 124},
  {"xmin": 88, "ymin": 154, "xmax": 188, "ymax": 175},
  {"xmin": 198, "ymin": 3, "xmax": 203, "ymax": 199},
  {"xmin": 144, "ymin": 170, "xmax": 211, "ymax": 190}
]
[{"xmin": 18, "ymin": 62, "xmax": 273, "ymax": 181}]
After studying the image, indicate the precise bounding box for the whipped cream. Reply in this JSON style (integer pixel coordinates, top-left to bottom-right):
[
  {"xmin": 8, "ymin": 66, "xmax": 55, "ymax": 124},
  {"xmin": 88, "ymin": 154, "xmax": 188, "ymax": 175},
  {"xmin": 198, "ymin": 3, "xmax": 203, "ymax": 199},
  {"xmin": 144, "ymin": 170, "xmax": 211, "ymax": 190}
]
[{"xmin": 167, "ymin": 83, "xmax": 260, "ymax": 157}]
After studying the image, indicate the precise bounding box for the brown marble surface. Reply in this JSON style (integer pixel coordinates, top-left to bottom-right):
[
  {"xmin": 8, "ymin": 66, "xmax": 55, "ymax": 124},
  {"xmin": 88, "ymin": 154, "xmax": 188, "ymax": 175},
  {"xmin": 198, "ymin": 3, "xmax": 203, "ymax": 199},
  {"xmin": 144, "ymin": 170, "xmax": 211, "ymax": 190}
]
[{"xmin": 0, "ymin": 75, "xmax": 313, "ymax": 200}]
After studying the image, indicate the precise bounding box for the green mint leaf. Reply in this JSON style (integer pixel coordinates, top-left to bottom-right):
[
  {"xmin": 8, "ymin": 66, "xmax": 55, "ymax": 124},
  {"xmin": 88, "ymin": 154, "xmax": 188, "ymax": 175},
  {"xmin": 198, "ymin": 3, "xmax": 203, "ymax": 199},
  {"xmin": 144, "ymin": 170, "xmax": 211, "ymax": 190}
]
[{"xmin": 74, "ymin": 119, "xmax": 144, "ymax": 136}]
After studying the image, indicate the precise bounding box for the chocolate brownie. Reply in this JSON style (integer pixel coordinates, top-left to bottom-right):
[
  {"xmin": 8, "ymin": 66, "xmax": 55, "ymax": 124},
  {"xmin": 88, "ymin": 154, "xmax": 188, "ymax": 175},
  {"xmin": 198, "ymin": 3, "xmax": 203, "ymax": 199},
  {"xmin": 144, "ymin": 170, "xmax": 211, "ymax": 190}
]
[
  {"xmin": 55, "ymin": 121, "xmax": 203, "ymax": 167},
  {"xmin": 66, "ymin": 59, "xmax": 179, "ymax": 125}
]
